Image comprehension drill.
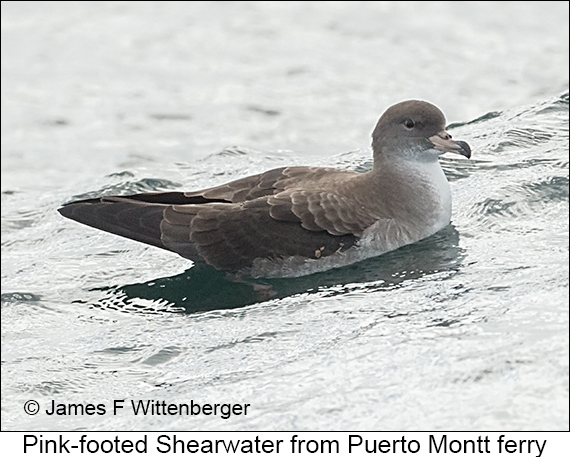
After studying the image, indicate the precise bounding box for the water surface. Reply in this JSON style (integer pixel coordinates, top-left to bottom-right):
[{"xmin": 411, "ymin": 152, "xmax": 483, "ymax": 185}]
[{"xmin": 1, "ymin": 2, "xmax": 568, "ymax": 431}]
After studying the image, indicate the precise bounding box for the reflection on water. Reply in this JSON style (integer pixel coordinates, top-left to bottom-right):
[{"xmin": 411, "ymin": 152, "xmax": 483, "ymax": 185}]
[{"xmin": 92, "ymin": 225, "xmax": 463, "ymax": 313}]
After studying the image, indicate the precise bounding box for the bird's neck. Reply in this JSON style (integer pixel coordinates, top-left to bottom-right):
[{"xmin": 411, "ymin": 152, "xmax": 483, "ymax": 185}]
[{"xmin": 365, "ymin": 154, "xmax": 452, "ymax": 235}]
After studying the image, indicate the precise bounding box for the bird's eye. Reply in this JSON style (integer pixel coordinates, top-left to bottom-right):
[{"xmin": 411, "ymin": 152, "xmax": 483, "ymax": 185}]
[{"xmin": 403, "ymin": 119, "xmax": 415, "ymax": 129}]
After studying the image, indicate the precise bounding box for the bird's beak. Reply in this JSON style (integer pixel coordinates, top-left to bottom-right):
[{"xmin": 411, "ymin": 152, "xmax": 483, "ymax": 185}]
[{"xmin": 429, "ymin": 131, "xmax": 471, "ymax": 159}]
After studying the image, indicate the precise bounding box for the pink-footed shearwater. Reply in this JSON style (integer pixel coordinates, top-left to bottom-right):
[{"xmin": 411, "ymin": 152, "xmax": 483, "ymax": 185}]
[{"xmin": 59, "ymin": 100, "xmax": 471, "ymax": 278}]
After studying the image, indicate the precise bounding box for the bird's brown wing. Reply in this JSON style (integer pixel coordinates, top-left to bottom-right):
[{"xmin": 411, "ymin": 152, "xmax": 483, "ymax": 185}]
[
  {"xmin": 182, "ymin": 165, "xmax": 356, "ymax": 202},
  {"xmin": 59, "ymin": 166, "xmax": 380, "ymax": 272},
  {"xmin": 161, "ymin": 198, "xmax": 358, "ymax": 272}
]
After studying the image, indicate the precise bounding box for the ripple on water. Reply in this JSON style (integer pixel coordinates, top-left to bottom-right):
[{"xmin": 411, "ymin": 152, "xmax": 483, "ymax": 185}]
[
  {"xmin": 1, "ymin": 89, "xmax": 568, "ymax": 431},
  {"xmin": 67, "ymin": 177, "xmax": 182, "ymax": 203},
  {"xmin": 1, "ymin": 292, "xmax": 42, "ymax": 303}
]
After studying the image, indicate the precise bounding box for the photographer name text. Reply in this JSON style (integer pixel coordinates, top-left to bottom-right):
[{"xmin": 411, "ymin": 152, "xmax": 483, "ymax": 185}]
[{"xmin": 42, "ymin": 400, "xmax": 249, "ymax": 419}]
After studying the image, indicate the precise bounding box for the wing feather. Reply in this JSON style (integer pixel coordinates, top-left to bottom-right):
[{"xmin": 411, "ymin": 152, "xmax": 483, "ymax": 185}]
[{"xmin": 59, "ymin": 166, "xmax": 383, "ymax": 273}]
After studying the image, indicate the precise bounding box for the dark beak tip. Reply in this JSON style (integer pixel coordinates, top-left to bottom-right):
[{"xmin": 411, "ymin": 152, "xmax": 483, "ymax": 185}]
[{"xmin": 457, "ymin": 140, "xmax": 471, "ymax": 159}]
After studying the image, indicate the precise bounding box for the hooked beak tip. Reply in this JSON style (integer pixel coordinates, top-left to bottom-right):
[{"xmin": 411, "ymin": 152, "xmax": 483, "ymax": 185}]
[{"xmin": 455, "ymin": 140, "xmax": 471, "ymax": 159}]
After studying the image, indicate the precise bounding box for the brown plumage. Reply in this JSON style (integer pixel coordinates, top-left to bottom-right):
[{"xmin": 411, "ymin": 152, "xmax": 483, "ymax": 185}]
[{"xmin": 58, "ymin": 100, "xmax": 471, "ymax": 278}]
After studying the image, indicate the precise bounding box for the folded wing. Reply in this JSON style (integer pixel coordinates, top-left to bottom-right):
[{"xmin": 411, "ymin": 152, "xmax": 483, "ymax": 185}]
[{"xmin": 59, "ymin": 166, "xmax": 380, "ymax": 272}]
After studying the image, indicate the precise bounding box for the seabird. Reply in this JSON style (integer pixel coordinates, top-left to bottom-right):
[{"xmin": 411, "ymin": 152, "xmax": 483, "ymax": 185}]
[{"xmin": 59, "ymin": 100, "xmax": 471, "ymax": 278}]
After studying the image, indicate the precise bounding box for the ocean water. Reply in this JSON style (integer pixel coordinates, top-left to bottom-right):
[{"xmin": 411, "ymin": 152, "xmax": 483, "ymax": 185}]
[{"xmin": 1, "ymin": 2, "xmax": 568, "ymax": 431}]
